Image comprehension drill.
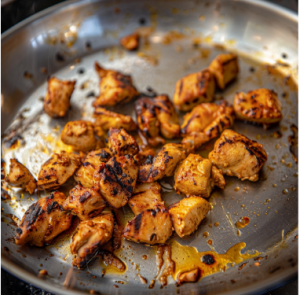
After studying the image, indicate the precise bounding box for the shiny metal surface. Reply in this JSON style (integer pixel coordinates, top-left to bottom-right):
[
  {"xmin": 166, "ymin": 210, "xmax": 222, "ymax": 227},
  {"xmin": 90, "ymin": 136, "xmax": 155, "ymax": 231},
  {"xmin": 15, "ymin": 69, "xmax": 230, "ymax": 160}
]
[{"xmin": 1, "ymin": 0, "xmax": 298, "ymax": 294}]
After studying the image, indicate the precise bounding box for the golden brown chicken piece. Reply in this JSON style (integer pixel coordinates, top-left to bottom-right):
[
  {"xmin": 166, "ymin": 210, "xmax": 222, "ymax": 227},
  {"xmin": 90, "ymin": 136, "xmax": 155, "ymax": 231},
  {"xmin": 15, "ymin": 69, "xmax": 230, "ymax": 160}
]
[
  {"xmin": 234, "ymin": 88, "xmax": 282, "ymax": 129},
  {"xmin": 120, "ymin": 32, "xmax": 140, "ymax": 50},
  {"xmin": 181, "ymin": 100, "xmax": 235, "ymax": 151},
  {"xmin": 71, "ymin": 212, "xmax": 114, "ymax": 269},
  {"xmin": 135, "ymin": 97, "xmax": 165, "ymax": 146},
  {"xmin": 154, "ymin": 95, "xmax": 180, "ymax": 139},
  {"xmin": 174, "ymin": 154, "xmax": 225, "ymax": 197},
  {"xmin": 93, "ymin": 62, "xmax": 139, "ymax": 107},
  {"xmin": 15, "ymin": 191, "xmax": 72, "ymax": 246},
  {"xmin": 6, "ymin": 159, "xmax": 36, "ymax": 194},
  {"xmin": 94, "ymin": 155, "xmax": 138, "ymax": 208},
  {"xmin": 74, "ymin": 149, "xmax": 111, "ymax": 188},
  {"xmin": 209, "ymin": 129, "xmax": 268, "ymax": 181},
  {"xmin": 128, "ymin": 182, "xmax": 164, "ymax": 216},
  {"xmin": 93, "ymin": 107, "xmax": 137, "ymax": 132},
  {"xmin": 169, "ymin": 196, "xmax": 211, "ymax": 238},
  {"xmin": 44, "ymin": 77, "xmax": 76, "ymax": 117},
  {"xmin": 122, "ymin": 205, "xmax": 173, "ymax": 245},
  {"xmin": 173, "ymin": 69, "xmax": 215, "ymax": 111},
  {"xmin": 107, "ymin": 128, "xmax": 139, "ymax": 156},
  {"xmin": 63, "ymin": 184, "xmax": 106, "ymax": 220},
  {"xmin": 138, "ymin": 143, "xmax": 187, "ymax": 182},
  {"xmin": 61, "ymin": 120, "xmax": 99, "ymax": 152},
  {"xmin": 37, "ymin": 151, "xmax": 81, "ymax": 190},
  {"xmin": 209, "ymin": 53, "xmax": 239, "ymax": 89}
]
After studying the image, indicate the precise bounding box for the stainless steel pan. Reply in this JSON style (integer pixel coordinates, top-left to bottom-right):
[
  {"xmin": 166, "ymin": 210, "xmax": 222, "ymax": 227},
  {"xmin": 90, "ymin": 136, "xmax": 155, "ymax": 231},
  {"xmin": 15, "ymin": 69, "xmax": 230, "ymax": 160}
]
[{"xmin": 1, "ymin": 0, "xmax": 298, "ymax": 294}]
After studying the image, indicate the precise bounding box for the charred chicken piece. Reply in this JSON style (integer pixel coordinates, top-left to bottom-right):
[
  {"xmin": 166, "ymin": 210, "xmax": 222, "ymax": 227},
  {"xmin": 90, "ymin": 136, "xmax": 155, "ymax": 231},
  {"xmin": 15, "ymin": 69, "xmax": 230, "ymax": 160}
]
[
  {"xmin": 154, "ymin": 95, "xmax": 180, "ymax": 139},
  {"xmin": 6, "ymin": 159, "xmax": 36, "ymax": 194},
  {"xmin": 181, "ymin": 100, "xmax": 235, "ymax": 151},
  {"xmin": 209, "ymin": 53, "xmax": 239, "ymax": 89},
  {"xmin": 134, "ymin": 149, "xmax": 156, "ymax": 166},
  {"xmin": 208, "ymin": 129, "xmax": 268, "ymax": 181},
  {"xmin": 94, "ymin": 155, "xmax": 138, "ymax": 208},
  {"xmin": 234, "ymin": 88, "xmax": 282, "ymax": 129},
  {"xmin": 74, "ymin": 149, "xmax": 111, "ymax": 188},
  {"xmin": 93, "ymin": 62, "xmax": 139, "ymax": 107},
  {"xmin": 71, "ymin": 212, "xmax": 114, "ymax": 269},
  {"xmin": 61, "ymin": 120, "xmax": 99, "ymax": 152},
  {"xmin": 174, "ymin": 154, "xmax": 225, "ymax": 198},
  {"xmin": 64, "ymin": 184, "xmax": 106, "ymax": 220},
  {"xmin": 120, "ymin": 32, "xmax": 140, "ymax": 50},
  {"xmin": 122, "ymin": 205, "xmax": 173, "ymax": 245},
  {"xmin": 37, "ymin": 151, "xmax": 81, "ymax": 190},
  {"xmin": 44, "ymin": 77, "xmax": 76, "ymax": 117},
  {"xmin": 169, "ymin": 196, "xmax": 211, "ymax": 238},
  {"xmin": 138, "ymin": 143, "xmax": 187, "ymax": 182},
  {"xmin": 135, "ymin": 97, "xmax": 165, "ymax": 146},
  {"xmin": 15, "ymin": 191, "xmax": 72, "ymax": 246},
  {"xmin": 107, "ymin": 128, "xmax": 139, "ymax": 156},
  {"xmin": 173, "ymin": 69, "xmax": 215, "ymax": 111},
  {"xmin": 128, "ymin": 182, "xmax": 163, "ymax": 216},
  {"xmin": 93, "ymin": 107, "xmax": 137, "ymax": 132}
]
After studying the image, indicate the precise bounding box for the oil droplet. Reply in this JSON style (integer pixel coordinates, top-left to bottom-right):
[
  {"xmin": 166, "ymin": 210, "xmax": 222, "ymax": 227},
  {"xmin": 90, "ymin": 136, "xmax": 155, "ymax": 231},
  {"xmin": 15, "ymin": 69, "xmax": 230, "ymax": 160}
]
[
  {"xmin": 292, "ymin": 187, "xmax": 296, "ymax": 191},
  {"xmin": 203, "ymin": 232, "xmax": 209, "ymax": 238},
  {"xmin": 286, "ymin": 162, "xmax": 292, "ymax": 168},
  {"xmin": 256, "ymin": 214, "xmax": 259, "ymax": 217},
  {"xmin": 281, "ymin": 178, "xmax": 285, "ymax": 182},
  {"xmin": 241, "ymin": 204, "xmax": 245, "ymax": 208},
  {"xmin": 208, "ymin": 224, "xmax": 212, "ymax": 228},
  {"xmin": 254, "ymin": 262, "xmax": 260, "ymax": 266},
  {"xmin": 275, "ymin": 144, "xmax": 280, "ymax": 149},
  {"xmin": 214, "ymin": 222, "xmax": 219, "ymax": 227},
  {"xmin": 266, "ymin": 199, "xmax": 271, "ymax": 203},
  {"xmin": 237, "ymin": 230, "xmax": 241, "ymax": 236},
  {"xmin": 234, "ymin": 187, "xmax": 240, "ymax": 192},
  {"xmin": 256, "ymin": 134, "xmax": 261, "ymax": 139},
  {"xmin": 282, "ymin": 189, "xmax": 288, "ymax": 195},
  {"xmin": 294, "ymin": 173, "xmax": 298, "ymax": 177},
  {"xmin": 207, "ymin": 240, "xmax": 213, "ymax": 245},
  {"xmin": 235, "ymin": 217, "xmax": 250, "ymax": 229},
  {"xmin": 199, "ymin": 15, "xmax": 205, "ymax": 21},
  {"xmin": 142, "ymin": 255, "xmax": 148, "ymax": 260},
  {"xmin": 273, "ymin": 184, "xmax": 277, "ymax": 187},
  {"xmin": 280, "ymin": 159, "xmax": 285, "ymax": 163}
]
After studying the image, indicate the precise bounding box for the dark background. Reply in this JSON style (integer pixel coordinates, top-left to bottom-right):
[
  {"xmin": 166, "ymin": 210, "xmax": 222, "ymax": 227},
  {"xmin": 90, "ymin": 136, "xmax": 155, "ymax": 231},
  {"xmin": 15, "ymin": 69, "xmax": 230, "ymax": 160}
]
[{"xmin": 1, "ymin": 0, "xmax": 298, "ymax": 294}]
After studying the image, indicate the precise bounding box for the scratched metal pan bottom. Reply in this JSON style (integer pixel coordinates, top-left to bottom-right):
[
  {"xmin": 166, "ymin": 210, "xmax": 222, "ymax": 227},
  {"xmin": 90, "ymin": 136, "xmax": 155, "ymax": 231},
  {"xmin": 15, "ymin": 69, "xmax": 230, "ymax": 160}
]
[{"xmin": 1, "ymin": 0, "xmax": 298, "ymax": 294}]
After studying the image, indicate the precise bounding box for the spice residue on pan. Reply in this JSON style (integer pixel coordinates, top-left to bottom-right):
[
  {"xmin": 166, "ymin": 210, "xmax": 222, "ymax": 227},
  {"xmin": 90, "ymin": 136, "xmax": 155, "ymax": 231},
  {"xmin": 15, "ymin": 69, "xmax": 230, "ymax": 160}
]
[
  {"xmin": 171, "ymin": 240, "xmax": 260, "ymax": 285},
  {"xmin": 235, "ymin": 217, "xmax": 250, "ymax": 229}
]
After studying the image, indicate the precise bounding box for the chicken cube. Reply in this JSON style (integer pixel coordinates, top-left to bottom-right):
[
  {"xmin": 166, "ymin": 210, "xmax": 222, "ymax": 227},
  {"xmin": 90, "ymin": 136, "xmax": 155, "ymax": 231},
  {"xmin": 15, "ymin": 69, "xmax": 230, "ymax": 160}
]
[
  {"xmin": 6, "ymin": 159, "xmax": 36, "ymax": 194},
  {"xmin": 181, "ymin": 100, "xmax": 235, "ymax": 151},
  {"xmin": 71, "ymin": 212, "xmax": 114, "ymax": 269},
  {"xmin": 107, "ymin": 128, "xmax": 139, "ymax": 156},
  {"xmin": 209, "ymin": 53, "xmax": 239, "ymax": 89},
  {"xmin": 208, "ymin": 129, "xmax": 268, "ymax": 181},
  {"xmin": 15, "ymin": 191, "xmax": 72, "ymax": 246},
  {"xmin": 174, "ymin": 154, "xmax": 225, "ymax": 198},
  {"xmin": 122, "ymin": 205, "xmax": 173, "ymax": 245},
  {"xmin": 120, "ymin": 32, "xmax": 140, "ymax": 50},
  {"xmin": 74, "ymin": 149, "xmax": 111, "ymax": 188},
  {"xmin": 93, "ymin": 62, "xmax": 139, "ymax": 107},
  {"xmin": 234, "ymin": 88, "xmax": 282, "ymax": 129},
  {"xmin": 44, "ymin": 77, "xmax": 76, "ymax": 117},
  {"xmin": 93, "ymin": 107, "xmax": 137, "ymax": 132},
  {"xmin": 128, "ymin": 182, "xmax": 163, "ymax": 216},
  {"xmin": 94, "ymin": 155, "xmax": 138, "ymax": 208},
  {"xmin": 173, "ymin": 69, "xmax": 215, "ymax": 111},
  {"xmin": 64, "ymin": 184, "xmax": 106, "ymax": 220},
  {"xmin": 37, "ymin": 151, "xmax": 81, "ymax": 190},
  {"xmin": 169, "ymin": 196, "xmax": 210, "ymax": 238}
]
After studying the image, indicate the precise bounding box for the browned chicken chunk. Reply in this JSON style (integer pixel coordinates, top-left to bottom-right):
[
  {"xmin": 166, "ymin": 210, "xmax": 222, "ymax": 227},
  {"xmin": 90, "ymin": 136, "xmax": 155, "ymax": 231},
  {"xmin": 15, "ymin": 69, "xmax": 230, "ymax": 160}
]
[
  {"xmin": 209, "ymin": 129, "xmax": 268, "ymax": 181},
  {"xmin": 6, "ymin": 159, "xmax": 36, "ymax": 194},
  {"xmin": 173, "ymin": 69, "xmax": 215, "ymax": 111},
  {"xmin": 71, "ymin": 212, "xmax": 114, "ymax": 269},
  {"xmin": 64, "ymin": 184, "xmax": 106, "ymax": 220},
  {"xmin": 122, "ymin": 205, "xmax": 173, "ymax": 245},
  {"xmin": 139, "ymin": 143, "xmax": 187, "ymax": 182},
  {"xmin": 61, "ymin": 120, "xmax": 99, "ymax": 152},
  {"xmin": 128, "ymin": 182, "xmax": 163, "ymax": 216},
  {"xmin": 93, "ymin": 107, "xmax": 137, "ymax": 132},
  {"xmin": 44, "ymin": 77, "xmax": 76, "ymax": 117},
  {"xmin": 174, "ymin": 154, "xmax": 225, "ymax": 197},
  {"xmin": 37, "ymin": 151, "xmax": 81, "ymax": 190},
  {"xmin": 107, "ymin": 128, "xmax": 139, "ymax": 156},
  {"xmin": 169, "ymin": 196, "xmax": 211, "ymax": 238},
  {"xmin": 120, "ymin": 32, "xmax": 140, "ymax": 50},
  {"xmin": 234, "ymin": 88, "xmax": 282, "ymax": 129},
  {"xmin": 94, "ymin": 155, "xmax": 138, "ymax": 208},
  {"xmin": 93, "ymin": 62, "xmax": 139, "ymax": 107},
  {"xmin": 134, "ymin": 149, "xmax": 156, "ymax": 166},
  {"xmin": 74, "ymin": 149, "xmax": 111, "ymax": 188},
  {"xmin": 209, "ymin": 53, "xmax": 239, "ymax": 89},
  {"xmin": 15, "ymin": 191, "xmax": 72, "ymax": 246},
  {"xmin": 181, "ymin": 100, "xmax": 235, "ymax": 151}
]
